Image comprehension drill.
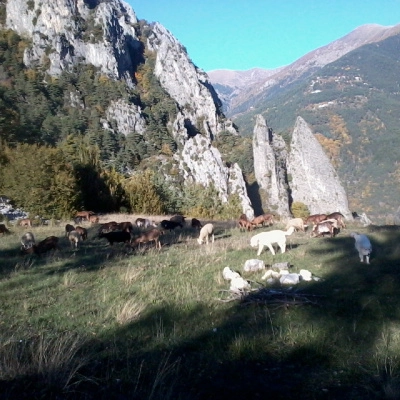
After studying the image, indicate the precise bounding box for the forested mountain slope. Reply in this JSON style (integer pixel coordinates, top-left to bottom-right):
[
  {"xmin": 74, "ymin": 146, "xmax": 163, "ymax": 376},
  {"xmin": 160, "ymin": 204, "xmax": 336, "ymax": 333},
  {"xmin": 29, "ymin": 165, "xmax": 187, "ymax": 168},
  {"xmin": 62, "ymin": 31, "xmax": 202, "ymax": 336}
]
[{"xmin": 234, "ymin": 33, "xmax": 400, "ymax": 217}]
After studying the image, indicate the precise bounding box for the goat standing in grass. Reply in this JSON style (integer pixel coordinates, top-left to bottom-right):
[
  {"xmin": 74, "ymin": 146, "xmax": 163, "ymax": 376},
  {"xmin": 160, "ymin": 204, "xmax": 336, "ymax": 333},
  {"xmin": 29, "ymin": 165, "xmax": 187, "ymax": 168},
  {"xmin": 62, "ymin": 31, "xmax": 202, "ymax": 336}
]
[
  {"xmin": 131, "ymin": 228, "xmax": 163, "ymax": 250},
  {"xmin": 197, "ymin": 223, "xmax": 214, "ymax": 245},
  {"xmin": 350, "ymin": 232, "xmax": 372, "ymax": 264},
  {"xmin": 250, "ymin": 226, "xmax": 295, "ymax": 256},
  {"xmin": 20, "ymin": 232, "xmax": 35, "ymax": 251},
  {"xmin": 68, "ymin": 230, "xmax": 81, "ymax": 249}
]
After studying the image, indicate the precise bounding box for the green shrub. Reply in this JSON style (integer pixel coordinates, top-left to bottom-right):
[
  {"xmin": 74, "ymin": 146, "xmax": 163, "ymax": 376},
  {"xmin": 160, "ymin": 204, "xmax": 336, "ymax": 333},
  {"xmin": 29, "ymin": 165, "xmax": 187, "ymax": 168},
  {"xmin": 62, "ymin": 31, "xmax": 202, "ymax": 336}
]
[{"xmin": 291, "ymin": 201, "xmax": 310, "ymax": 219}]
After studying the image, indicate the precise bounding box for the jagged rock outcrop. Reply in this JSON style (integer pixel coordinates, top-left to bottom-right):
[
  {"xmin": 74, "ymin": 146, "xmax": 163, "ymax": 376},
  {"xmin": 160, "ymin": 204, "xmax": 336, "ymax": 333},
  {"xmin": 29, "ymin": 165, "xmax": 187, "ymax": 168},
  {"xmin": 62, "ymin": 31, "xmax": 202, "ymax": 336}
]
[
  {"xmin": 3, "ymin": 0, "xmax": 252, "ymax": 215},
  {"xmin": 104, "ymin": 100, "xmax": 146, "ymax": 136},
  {"xmin": 146, "ymin": 22, "xmax": 237, "ymax": 142},
  {"xmin": 178, "ymin": 135, "xmax": 254, "ymax": 218},
  {"xmin": 253, "ymin": 115, "xmax": 290, "ymax": 218},
  {"xmin": 287, "ymin": 117, "xmax": 352, "ymax": 218},
  {"xmin": 5, "ymin": 0, "xmax": 140, "ymax": 83}
]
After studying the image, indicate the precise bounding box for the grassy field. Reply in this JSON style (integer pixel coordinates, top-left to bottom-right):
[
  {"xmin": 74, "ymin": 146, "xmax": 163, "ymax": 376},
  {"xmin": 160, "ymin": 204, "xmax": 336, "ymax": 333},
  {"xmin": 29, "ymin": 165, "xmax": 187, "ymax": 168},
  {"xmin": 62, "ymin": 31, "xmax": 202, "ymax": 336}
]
[{"xmin": 1, "ymin": 215, "xmax": 400, "ymax": 400}]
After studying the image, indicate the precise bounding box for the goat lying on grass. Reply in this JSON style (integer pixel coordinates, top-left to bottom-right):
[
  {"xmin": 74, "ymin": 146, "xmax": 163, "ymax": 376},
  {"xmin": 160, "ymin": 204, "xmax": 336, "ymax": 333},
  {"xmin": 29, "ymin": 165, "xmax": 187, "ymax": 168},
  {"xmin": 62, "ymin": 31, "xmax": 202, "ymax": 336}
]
[
  {"xmin": 197, "ymin": 223, "xmax": 214, "ymax": 245},
  {"xmin": 250, "ymin": 226, "xmax": 295, "ymax": 256},
  {"xmin": 350, "ymin": 232, "xmax": 372, "ymax": 264}
]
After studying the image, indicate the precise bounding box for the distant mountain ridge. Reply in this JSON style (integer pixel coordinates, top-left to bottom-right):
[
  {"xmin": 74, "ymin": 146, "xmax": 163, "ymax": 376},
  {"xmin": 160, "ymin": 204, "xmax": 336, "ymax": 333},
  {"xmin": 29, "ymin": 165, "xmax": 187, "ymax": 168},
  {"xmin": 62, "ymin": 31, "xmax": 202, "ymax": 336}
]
[
  {"xmin": 210, "ymin": 22, "xmax": 400, "ymax": 219},
  {"xmin": 209, "ymin": 24, "xmax": 400, "ymax": 116}
]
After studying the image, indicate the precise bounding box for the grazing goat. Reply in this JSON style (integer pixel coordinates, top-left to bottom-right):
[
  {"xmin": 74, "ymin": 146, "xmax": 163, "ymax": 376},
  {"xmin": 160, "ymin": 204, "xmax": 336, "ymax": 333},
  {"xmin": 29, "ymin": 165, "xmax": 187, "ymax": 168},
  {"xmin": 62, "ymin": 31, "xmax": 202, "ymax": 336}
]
[
  {"xmin": 0, "ymin": 223, "xmax": 11, "ymax": 235},
  {"xmin": 170, "ymin": 215, "xmax": 186, "ymax": 225},
  {"xmin": 65, "ymin": 224, "xmax": 75, "ymax": 237},
  {"xmin": 191, "ymin": 218, "xmax": 202, "ymax": 230},
  {"xmin": 22, "ymin": 236, "xmax": 59, "ymax": 255},
  {"xmin": 98, "ymin": 221, "xmax": 118, "ymax": 235},
  {"xmin": 285, "ymin": 218, "xmax": 307, "ymax": 232},
  {"xmin": 19, "ymin": 218, "xmax": 32, "ymax": 228},
  {"xmin": 98, "ymin": 231, "xmax": 131, "ymax": 246},
  {"xmin": 117, "ymin": 221, "xmax": 134, "ymax": 233},
  {"xmin": 250, "ymin": 226, "xmax": 295, "ymax": 256},
  {"xmin": 131, "ymin": 228, "xmax": 163, "ymax": 249},
  {"xmin": 74, "ymin": 216, "xmax": 84, "ymax": 225},
  {"xmin": 20, "ymin": 232, "xmax": 35, "ymax": 250},
  {"xmin": 326, "ymin": 212, "xmax": 346, "ymax": 229},
  {"xmin": 350, "ymin": 232, "xmax": 372, "ymax": 264},
  {"xmin": 89, "ymin": 215, "xmax": 99, "ymax": 224},
  {"xmin": 68, "ymin": 230, "xmax": 81, "ymax": 249},
  {"xmin": 305, "ymin": 214, "xmax": 327, "ymax": 227},
  {"xmin": 197, "ymin": 223, "xmax": 214, "ymax": 245},
  {"xmin": 238, "ymin": 214, "xmax": 253, "ymax": 231},
  {"xmin": 135, "ymin": 218, "xmax": 156, "ymax": 228},
  {"xmin": 75, "ymin": 226, "xmax": 88, "ymax": 241},
  {"xmin": 311, "ymin": 220, "xmax": 338, "ymax": 238},
  {"xmin": 75, "ymin": 211, "xmax": 95, "ymax": 221},
  {"xmin": 135, "ymin": 218, "xmax": 145, "ymax": 228},
  {"xmin": 251, "ymin": 213, "xmax": 275, "ymax": 228},
  {"xmin": 160, "ymin": 220, "xmax": 183, "ymax": 231}
]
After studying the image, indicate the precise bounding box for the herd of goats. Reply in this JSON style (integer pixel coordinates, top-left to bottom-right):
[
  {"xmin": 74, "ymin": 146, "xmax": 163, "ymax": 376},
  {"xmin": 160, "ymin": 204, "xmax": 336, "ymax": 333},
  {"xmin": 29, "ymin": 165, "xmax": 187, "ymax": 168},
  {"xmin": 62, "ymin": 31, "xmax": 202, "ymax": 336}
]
[{"xmin": 0, "ymin": 209, "xmax": 372, "ymax": 264}]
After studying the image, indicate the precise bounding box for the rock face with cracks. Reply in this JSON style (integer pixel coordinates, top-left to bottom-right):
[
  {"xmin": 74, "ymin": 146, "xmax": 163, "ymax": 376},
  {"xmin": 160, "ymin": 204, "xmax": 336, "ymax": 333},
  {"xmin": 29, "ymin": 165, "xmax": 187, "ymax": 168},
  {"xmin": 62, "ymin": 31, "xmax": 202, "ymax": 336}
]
[{"xmin": 3, "ymin": 0, "xmax": 253, "ymax": 216}]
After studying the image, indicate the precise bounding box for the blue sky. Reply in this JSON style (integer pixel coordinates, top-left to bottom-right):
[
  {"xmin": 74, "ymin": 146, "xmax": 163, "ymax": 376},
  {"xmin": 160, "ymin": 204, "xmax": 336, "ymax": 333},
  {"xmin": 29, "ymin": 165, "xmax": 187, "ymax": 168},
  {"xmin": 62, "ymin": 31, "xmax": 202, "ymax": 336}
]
[{"xmin": 128, "ymin": 0, "xmax": 400, "ymax": 72}]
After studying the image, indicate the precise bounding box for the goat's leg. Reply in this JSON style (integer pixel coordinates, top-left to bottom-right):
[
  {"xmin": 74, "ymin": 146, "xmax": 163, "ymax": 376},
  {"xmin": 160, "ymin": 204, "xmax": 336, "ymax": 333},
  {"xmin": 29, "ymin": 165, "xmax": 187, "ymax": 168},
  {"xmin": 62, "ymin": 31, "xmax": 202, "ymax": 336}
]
[
  {"xmin": 257, "ymin": 244, "xmax": 264, "ymax": 256},
  {"xmin": 266, "ymin": 243, "xmax": 276, "ymax": 255}
]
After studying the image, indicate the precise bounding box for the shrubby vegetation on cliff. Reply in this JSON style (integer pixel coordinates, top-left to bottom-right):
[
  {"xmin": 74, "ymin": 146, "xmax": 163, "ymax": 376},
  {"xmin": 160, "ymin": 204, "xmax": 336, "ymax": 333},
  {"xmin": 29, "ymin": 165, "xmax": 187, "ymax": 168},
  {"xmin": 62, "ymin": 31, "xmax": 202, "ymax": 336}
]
[{"xmin": 0, "ymin": 27, "xmax": 245, "ymax": 219}]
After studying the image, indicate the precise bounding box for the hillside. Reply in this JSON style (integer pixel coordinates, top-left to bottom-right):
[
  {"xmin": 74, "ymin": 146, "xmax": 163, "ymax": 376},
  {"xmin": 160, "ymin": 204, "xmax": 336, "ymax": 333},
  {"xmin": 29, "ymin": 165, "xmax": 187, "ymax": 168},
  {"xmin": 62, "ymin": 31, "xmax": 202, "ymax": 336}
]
[{"xmin": 226, "ymin": 30, "xmax": 400, "ymax": 219}]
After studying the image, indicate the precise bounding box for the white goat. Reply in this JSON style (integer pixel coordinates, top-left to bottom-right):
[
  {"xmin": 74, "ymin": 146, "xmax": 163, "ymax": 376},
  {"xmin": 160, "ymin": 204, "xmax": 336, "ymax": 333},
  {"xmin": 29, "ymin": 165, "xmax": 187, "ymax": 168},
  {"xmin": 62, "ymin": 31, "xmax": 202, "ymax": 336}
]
[
  {"xmin": 285, "ymin": 218, "xmax": 307, "ymax": 232},
  {"xmin": 197, "ymin": 223, "xmax": 214, "ymax": 245},
  {"xmin": 250, "ymin": 226, "xmax": 295, "ymax": 256},
  {"xmin": 350, "ymin": 232, "xmax": 372, "ymax": 264},
  {"xmin": 20, "ymin": 232, "xmax": 35, "ymax": 250},
  {"xmin": 68, "ymin": 230, "xmax": 81, "ymax": 249}
]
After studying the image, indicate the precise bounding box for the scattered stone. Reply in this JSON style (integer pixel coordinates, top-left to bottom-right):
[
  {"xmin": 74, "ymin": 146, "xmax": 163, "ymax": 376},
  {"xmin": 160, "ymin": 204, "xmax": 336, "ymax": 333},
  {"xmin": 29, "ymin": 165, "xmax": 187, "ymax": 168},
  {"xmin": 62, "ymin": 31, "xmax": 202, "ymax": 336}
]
[
  {"xmin": 222, "ymin": 267, "xmax": 250, "ymax": 292},
  {"xmin": 272, "ymin": 262, "xmax": 290, "ymax": 271},
  {"xmin": 280, "ymin": 273, "xmax": 300, "ymax": 285},
  {"xmin": 299, "ymin": 269, "xmax": 313, "ymax": 281},
  {"xmin": 244, "ymin": 259, "xmax": 266, "ymax": 272}
]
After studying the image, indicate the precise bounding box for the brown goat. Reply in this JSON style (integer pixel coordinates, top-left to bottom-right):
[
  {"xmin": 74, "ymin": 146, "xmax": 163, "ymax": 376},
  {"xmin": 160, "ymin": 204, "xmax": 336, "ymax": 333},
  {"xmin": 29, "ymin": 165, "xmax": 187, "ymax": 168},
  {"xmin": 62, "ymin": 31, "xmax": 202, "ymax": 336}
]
[
  {"xmin": 0, "ymin": 224, "xmax": 11, "ymax": 235},
  {"xmin": 251, "ymin": 214, "xmax": 275, "ymax": 228},
  {"xmin": 305, "ymin": 214, "xmax": 327, "ymax": 227},
  {"xmin": 238, "ymin": 218, "xmax": 253, "ymax": 231},
  {"xmin": 89, "ymin": 215, "xmax": 99, "ymax": 224},
  {"xmin": 131, "ymin": 228, "xmax": 163, "ymax": 250},
  {"xmin": 117, "ymin": 221, "xmax": 134, "ymax": 233},
  {"xmin": 65, "ymin": 224, "xmax": 75, "ymax": 237},
  {"xmin": 75, "ymin": 226, "xmax": 88, "ymax": 241},
  {"xmin": 19, "ymin": 218, "xmax": 32, "ymax": 228},
  {"xmin": 98, "ymin": 221, "xmax": 118, "ymax": 235},
  {"xmin": 75, "ymin": 211, "xmax": 95, "ymax": 221},
  {"xmin": 22, "ymin": 236, "xmax": 59, "ymax": 255},
  {"xmin": 326, "ymin": 212, "xmax": 346, "ymax": 229}
]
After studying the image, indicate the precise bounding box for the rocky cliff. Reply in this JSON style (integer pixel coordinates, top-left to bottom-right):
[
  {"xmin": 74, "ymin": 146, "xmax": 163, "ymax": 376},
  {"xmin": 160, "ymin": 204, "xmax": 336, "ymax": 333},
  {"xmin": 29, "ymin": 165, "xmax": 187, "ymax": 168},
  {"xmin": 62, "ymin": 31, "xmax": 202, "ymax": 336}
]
[
  {"xmin": 2, "ymin": 0, "xmax": 253, "ymax": 215},
  {"xmin": 287, "ymin": 117, "xmax": 352, "ymax": 218},
  {"xmin": 252, "ymin": 115, "xmax": 352, "ymax": 219},
  {"xmin": 252, "ymin": 115, "xmax": 290, "ymax": 218}
]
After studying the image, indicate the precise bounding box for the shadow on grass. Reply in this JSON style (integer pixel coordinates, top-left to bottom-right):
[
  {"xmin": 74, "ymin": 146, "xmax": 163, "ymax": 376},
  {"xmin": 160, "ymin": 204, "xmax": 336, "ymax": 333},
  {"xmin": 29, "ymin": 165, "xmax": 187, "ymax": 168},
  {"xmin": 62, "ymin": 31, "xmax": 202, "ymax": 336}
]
[{"xmin": 2, "ymin": 227, "xmax": 400, "ymax": 399}]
